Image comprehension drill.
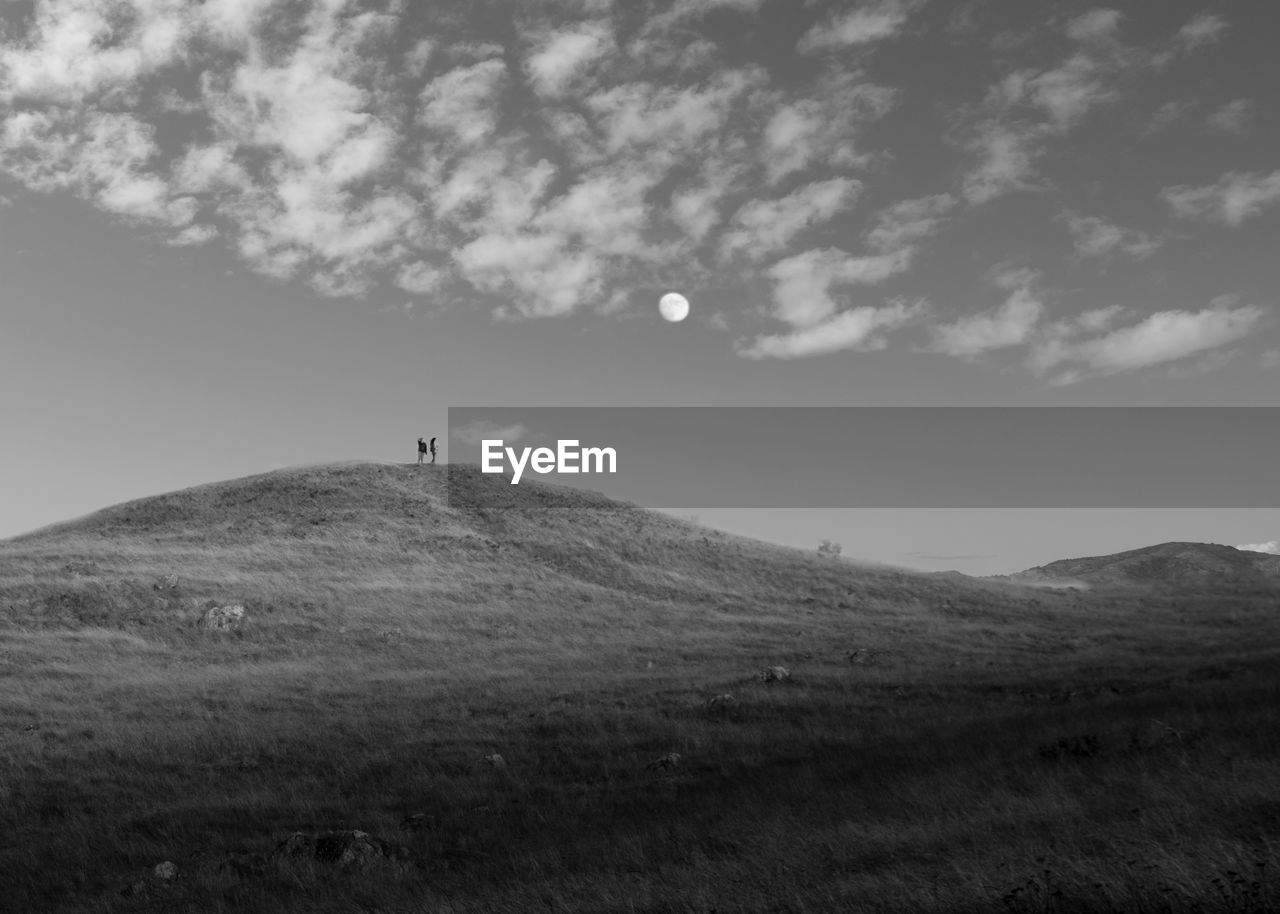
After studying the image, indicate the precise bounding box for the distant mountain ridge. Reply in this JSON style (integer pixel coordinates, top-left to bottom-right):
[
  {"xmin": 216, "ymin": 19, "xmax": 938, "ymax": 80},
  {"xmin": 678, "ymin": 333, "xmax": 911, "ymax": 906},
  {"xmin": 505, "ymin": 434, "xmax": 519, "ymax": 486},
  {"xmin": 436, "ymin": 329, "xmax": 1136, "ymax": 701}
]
[{"xmin": 1000, "ymin": 542, "xmax": 1280, "ymax": 590}]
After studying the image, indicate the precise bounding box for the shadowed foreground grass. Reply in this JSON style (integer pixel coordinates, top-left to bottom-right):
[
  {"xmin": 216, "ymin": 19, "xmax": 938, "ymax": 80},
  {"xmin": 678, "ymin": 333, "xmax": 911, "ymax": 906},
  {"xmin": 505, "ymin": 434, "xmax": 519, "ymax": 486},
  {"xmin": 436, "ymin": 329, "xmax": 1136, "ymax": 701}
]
[{"xmin": 1, "ymin": 464, "xmax": 1277, "ymax": 912}]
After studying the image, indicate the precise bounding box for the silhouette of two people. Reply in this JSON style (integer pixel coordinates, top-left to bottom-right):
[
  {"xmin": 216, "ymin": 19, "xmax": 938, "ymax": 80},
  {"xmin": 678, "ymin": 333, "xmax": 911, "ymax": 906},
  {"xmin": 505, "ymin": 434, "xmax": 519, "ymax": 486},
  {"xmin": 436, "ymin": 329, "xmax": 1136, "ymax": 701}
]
[{"xmin": 417, "ymin": 436, "xmax": 437, "ymax": 466}]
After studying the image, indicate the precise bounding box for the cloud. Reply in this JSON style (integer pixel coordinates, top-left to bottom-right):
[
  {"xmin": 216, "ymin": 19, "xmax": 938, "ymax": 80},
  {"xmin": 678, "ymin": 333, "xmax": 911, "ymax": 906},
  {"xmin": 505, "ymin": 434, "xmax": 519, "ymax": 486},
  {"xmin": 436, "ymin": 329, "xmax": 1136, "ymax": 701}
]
[
  {"xmin": 929, "ymin": 270, "xmax": 1043, "ymax": 357},
  {"xmin": 1042, "ymin": 304, "xmax": 1126, "ymax": 340},
  {"xmin": 702, "ymin": 310, "xmax": 730, "ymax": 332},
  {"xmin": 719, "ymin": 177, "xmax": 861, "ymax": 262},
  {"xmin": 442, "ymin": 156, "xmax": 670, "ymax": 319},
  {"xmin": 797, "ymin": 0, "xmax": 918, "ymax": 54},
  {"xmin": 961, "ymin": 121, "xmax": 1041, "ymax": 204},
  {"xmin": 416, "ymin": 52, "xmax": 763, "ymax": 317},
  {"xmin": 0, "ymin": 109, "xmax": 196, "ymax": 226},
  {"xmin": 0, "ymin": 4, "xmax": 501, "ymax": 300},
  {"xmin": 442, "ymin": 41, "xmax": 508, "ymax": 64},
  {"xmin": 673, "ymin": 0, "xmax": 766, "ymax": 13},
  {"xmin": 178, "ymin": 4, "xmax": 415, "ymax": 293},
  {"xmin": 643, "ymin": 0, "xmax": 766, "ymax": 35},
  {"xmin": 525, "ymin": 21, "xmax": 613, "ymax": 98},
  {"xmin": 736, "ymin": 188, "xmax": 954, "ymax": 359},
  {"xmin": 172, "ymin": 142, "xmax": 249, "ymax": 195},
  {"xmin": 432, "ymin": 149, "xmax": 556, "ymax": 232},
  {"xmin": 167, "ymin": 224, "xmax": 218, "ymax": 246},
  {"xmin": 1145, "ymin": 100, "xmax": 1189, "ymax": 134},
  {"xmin": 420, "ymin": 59, "xmax": 509, "ymax": 146},
  {"xmin": 1028, "ymin": 300, "xmax": 1264, "ymax": 383},
  {"xmin": 1174, "ymin": 12, "xmax": 1228, "ymax": 51},
  {"xmin": 760, "ymin": 72, "xmax": 895, "ymax": 184},
  {"xmin": 1206, "ymin": 98, "xmax": 1252, "ymax": 134},
  {"xmin": 534, "ymin": 168, "xmax": 653, "ymax": 255},
  {"xmin": 455, "ymin": 231, "xmax": 603, "ymax": 318},
  {"xmin": 1064, "ymin": 9, "xmax": 1123, "ymax": 45},
  {"xmin": 1162, "ymin": 170, "xmax": 1280, "ymax": 226},
  {"xmin": 0, "ymin": 0, "xmax": 196, "ymax": 103},
  {"xmin": 453, "ymin": 422, "xmax": 529, "ymax": 446},
  {"xmin": 764, "ymin": 247, "xmax": 912, "ymax": 327},
  {"xmin": 204, "ymin": 0, "xmax": 280, "ymax": 46},
  {"xmin": 396, "ymin": 262, "xmax": 444, "ymax": 295},
  {"xmin": 669, "ymin": 155, "xmax": 744, "ymax": 242},
  {"xmin": 2, "ymin": 0, "xmax": 1246, "ymax": 359},
  {"xmin": 866, "ymin": 194, "xmax": 955, "ymax": 252},
  {"xmin": 959, "ymin": 8, "xmax": 1202, "ymax": 205},
  {"xmin": 623, "ymin": 34, "xmax": 719, "ymax": 76},
  {"xmin": 586, "ymin": 69, "xmax": 763, "ymax": 161},
  {"xmin": 1236, "ymin": 541, "xmax": 1280, "ymax": 555},
  {"xmin": 1025, "ymin": 52, "xmax": 1118, "ymax": 130},
  {"xmin": 1262, "ymin": 350, "xmax": 1280, "ymax": 370},
  {"xmin": 1064, "ymin": 212, "xmax": 1160, "ymax": 260},
  {"xmin": 0, "ymin": 0, "xmax": 907, "ymax": 322},
  {"xmin": 738, "ymin": 298, "xmax": 925, "ymax": 359}
]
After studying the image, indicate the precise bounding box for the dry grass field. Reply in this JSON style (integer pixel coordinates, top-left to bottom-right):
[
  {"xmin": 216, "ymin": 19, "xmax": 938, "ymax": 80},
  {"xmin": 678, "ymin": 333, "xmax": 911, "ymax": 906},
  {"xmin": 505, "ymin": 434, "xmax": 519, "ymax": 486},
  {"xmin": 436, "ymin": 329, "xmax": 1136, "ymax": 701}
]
[{"xmin": 1, "ymin": 463, "xmax": 1277, "ymax": 912}]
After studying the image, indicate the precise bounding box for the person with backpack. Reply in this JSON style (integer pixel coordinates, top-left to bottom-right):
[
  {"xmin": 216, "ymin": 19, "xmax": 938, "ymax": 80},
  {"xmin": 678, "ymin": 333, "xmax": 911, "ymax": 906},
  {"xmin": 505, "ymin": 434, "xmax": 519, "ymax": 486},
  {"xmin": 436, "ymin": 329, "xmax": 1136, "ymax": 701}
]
[
  {"xmin": 417, "ymin": 437, "xmax": 428, "ymax": 467},
  {"xmin": 429, "ymin": 437, "xmax": 438, "ymax": 464}
]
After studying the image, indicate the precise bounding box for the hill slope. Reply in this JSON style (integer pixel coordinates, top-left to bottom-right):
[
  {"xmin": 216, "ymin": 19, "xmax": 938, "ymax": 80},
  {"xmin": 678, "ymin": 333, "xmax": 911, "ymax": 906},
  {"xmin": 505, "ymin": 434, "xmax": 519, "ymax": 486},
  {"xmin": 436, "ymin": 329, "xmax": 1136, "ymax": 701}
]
[
  {"xmin": 1004, "ymin": 541, "xmax": 1280, "ymax": 591},
  {"xmin": 4, "ymin": 465, "xmax": 1280, "ymax": 912},
  {"xmin": 3, "ymin": 461, "xmax": 1043, "ymax": 634}
]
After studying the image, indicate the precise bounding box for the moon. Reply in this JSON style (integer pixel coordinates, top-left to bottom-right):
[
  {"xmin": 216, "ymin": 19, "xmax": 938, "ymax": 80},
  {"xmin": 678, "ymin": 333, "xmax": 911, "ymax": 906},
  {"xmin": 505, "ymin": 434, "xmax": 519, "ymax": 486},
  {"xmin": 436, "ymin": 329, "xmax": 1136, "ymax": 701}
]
[{"xmin": 659, "ymin": 292, "xmax": 690, "ymax": 322}]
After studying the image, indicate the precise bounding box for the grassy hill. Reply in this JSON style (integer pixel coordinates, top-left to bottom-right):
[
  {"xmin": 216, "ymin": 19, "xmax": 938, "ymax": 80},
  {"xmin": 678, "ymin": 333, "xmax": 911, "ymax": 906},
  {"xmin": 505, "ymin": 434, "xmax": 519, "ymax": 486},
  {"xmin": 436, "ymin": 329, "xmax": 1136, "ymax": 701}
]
[
  {"xmin": 2, "ymin": 464, "xmax": 1279, "ymax": 912},
  {"xmin": 1003, "ymin": 541, "xmax": 1280, "ymax": 592}
]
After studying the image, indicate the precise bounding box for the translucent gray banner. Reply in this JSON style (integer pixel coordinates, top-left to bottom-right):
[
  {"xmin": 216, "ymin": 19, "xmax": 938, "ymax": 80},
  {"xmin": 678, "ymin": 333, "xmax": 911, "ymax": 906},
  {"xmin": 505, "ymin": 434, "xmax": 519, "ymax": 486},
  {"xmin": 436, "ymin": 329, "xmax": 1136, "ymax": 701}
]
[{"xmin": 446, "ymin": 407, "xmax": 1279, "ymax": 508}]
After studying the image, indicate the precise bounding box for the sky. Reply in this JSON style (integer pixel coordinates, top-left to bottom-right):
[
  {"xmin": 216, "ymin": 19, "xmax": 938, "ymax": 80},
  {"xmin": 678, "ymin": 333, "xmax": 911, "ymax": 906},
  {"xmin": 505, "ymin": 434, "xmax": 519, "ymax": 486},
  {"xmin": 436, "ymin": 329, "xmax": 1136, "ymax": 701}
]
[{"xmin": 1, "ymin": 0, "xmax": 1278, "ymax": 573}]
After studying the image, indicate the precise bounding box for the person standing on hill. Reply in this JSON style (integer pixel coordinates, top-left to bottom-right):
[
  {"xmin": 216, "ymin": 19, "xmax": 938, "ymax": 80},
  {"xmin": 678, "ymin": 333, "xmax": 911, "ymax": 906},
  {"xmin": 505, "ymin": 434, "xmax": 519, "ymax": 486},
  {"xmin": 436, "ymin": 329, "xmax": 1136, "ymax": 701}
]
[
  {"xmin": 417, "ymin": 437, "xmax": 428, "ymax": 467},
  {"xmin": 429, "ymin": 437, "xmax": 438, "ymax": 464}
]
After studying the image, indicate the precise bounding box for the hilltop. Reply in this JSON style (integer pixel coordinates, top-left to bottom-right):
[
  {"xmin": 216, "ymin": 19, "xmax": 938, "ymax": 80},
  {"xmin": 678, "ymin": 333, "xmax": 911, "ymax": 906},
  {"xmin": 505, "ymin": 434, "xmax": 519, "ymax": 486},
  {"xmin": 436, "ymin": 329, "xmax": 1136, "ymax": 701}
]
[
  {"xmin": 3, "ymin": 461, "xmax": 1041, "ymax": 633},
  {"xmin": 1002, "ymin": 541, "xmax": 1280, "ymax": 591}
]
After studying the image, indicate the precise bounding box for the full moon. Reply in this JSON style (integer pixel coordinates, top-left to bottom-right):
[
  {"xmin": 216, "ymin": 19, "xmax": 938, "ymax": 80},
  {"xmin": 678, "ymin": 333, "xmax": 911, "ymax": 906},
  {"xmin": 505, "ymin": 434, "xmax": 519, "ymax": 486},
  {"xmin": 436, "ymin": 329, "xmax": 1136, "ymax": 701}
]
[{"xmin": 659, "ymin": 292, "xmax": 690, "ymax": 322}]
